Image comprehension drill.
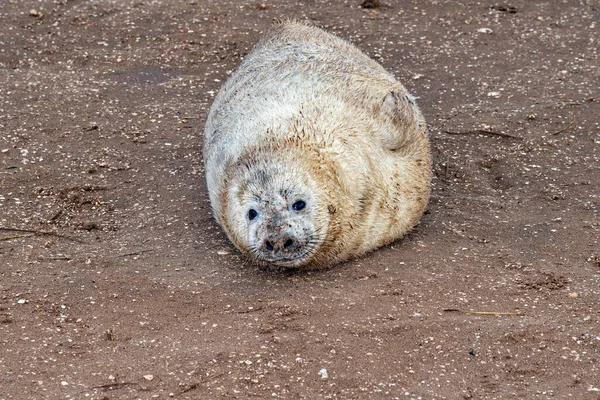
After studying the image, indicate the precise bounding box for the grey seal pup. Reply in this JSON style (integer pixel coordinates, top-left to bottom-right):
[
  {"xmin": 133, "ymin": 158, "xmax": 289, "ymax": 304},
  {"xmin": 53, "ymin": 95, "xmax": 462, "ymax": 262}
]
[{"xmin": 204, "ymin": 21, "xmax": 431, "ymax": 268}]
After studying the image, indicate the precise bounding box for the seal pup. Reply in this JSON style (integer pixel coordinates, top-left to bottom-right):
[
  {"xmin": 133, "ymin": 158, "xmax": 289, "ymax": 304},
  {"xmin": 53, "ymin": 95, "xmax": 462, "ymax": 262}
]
[{"xmin": 204, "ymin": 21, "xmax": 431, "ymax": 268}]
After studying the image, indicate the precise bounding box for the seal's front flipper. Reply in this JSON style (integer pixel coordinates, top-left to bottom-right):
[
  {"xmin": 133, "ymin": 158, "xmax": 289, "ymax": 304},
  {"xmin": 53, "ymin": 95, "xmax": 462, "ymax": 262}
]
[{"xmin": 378, "ymin": 91, "xmax": 425, "ymax": 152}]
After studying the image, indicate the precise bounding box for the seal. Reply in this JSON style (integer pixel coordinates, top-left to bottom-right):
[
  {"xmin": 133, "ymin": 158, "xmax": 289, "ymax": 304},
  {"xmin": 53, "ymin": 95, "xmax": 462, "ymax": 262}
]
[{"xmin": 204, "ymin": 21, "xmax": 431, "ymax": 268}]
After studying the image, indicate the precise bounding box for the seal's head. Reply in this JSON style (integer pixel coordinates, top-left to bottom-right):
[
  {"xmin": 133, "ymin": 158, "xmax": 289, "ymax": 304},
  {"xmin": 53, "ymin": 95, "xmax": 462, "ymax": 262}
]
[{"xmin": 219, "ymin": 148, "xmax": 333, "ymax": 268}]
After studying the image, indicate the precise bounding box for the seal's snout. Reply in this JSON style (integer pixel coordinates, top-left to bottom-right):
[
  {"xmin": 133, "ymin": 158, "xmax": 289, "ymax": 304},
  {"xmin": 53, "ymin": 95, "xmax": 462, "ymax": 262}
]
[{"xmin": 263, "ymin": 235, "xmax": 299, "ymax": 255}]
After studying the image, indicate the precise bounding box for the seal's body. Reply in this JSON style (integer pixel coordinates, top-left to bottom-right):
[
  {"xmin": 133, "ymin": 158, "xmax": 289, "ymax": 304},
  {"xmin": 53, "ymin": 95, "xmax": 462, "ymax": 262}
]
[{"xmin": 204, "ymin": 22, "xmax": 430, "ymax": 268}]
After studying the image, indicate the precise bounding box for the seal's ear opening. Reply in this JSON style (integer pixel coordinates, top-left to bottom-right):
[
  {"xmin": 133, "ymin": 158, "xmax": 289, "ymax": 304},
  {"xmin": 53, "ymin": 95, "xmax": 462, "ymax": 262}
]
[{"xmin": 380, "ymin": 91, "xmax": 422, "ymax": 152}]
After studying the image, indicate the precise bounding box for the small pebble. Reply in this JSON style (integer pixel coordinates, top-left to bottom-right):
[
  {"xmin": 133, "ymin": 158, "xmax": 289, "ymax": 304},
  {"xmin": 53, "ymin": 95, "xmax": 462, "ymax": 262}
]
[{"xmin": 318, "ymin": 368, "xmax": 329, "ymax": 380}]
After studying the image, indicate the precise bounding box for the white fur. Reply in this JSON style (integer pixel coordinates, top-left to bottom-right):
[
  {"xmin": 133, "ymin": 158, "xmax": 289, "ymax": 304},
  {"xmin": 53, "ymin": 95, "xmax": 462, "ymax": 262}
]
[{"xmin": 204, "ymin": 22, "xmax": 431, "ymax": 268}]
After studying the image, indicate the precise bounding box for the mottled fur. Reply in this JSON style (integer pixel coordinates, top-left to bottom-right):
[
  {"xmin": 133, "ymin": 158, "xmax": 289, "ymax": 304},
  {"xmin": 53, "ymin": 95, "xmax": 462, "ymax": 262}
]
[{"xmin": 204, "ymin": 21, "xmax": 431, "ymax": 268}]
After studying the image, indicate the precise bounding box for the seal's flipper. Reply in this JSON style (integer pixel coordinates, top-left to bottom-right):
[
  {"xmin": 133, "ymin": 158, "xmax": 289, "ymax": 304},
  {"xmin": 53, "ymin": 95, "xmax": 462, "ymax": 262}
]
[{"xmin": 379, "ymin": 91, "xmax": 425, "ymax": 152}]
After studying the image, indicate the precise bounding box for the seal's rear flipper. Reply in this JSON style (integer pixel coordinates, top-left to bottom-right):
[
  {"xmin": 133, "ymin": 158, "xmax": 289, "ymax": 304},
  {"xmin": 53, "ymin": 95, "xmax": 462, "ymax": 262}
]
[{"xmin": 379, "ymin": 91, "xmax": 425, "ymax": 152}]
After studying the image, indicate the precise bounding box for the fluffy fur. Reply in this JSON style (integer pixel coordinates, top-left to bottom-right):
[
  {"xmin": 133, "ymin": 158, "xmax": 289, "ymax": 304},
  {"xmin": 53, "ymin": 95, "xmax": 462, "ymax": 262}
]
[{"xmin": 204, "ymin": 21, "xmax": 431, "ymax": 268}]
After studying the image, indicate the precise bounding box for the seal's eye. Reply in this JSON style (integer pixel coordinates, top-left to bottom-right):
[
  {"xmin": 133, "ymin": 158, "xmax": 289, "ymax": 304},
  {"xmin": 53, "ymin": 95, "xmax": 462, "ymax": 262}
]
[
  {"xmin": 292, "ymin": 200, "xmax": 306, "ymax": 211},
  {"xmin": 248, "ymin": 209, "xmax": 258, "ymax": 220}
]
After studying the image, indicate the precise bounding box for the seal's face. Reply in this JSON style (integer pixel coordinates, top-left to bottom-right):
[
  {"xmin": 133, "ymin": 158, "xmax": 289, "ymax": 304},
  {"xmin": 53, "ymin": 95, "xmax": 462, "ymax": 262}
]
[
  {"xmin": 223, "ymin": 158, "xmax": 328, "ymax": 267},
  {"xmin": 246, "ymin": 189, "xmax": 320, "ymax": 267}
]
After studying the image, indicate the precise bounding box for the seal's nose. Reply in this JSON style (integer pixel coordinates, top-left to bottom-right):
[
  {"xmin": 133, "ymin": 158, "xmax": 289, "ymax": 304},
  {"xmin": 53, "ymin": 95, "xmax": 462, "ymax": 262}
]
[
  {"xmin": 264, "ymin": 235, "xmax": 298, "ymax": 254},
  {"xmin": 265, "ymin": 239, "xmax": 274, "ymax": 251}
]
